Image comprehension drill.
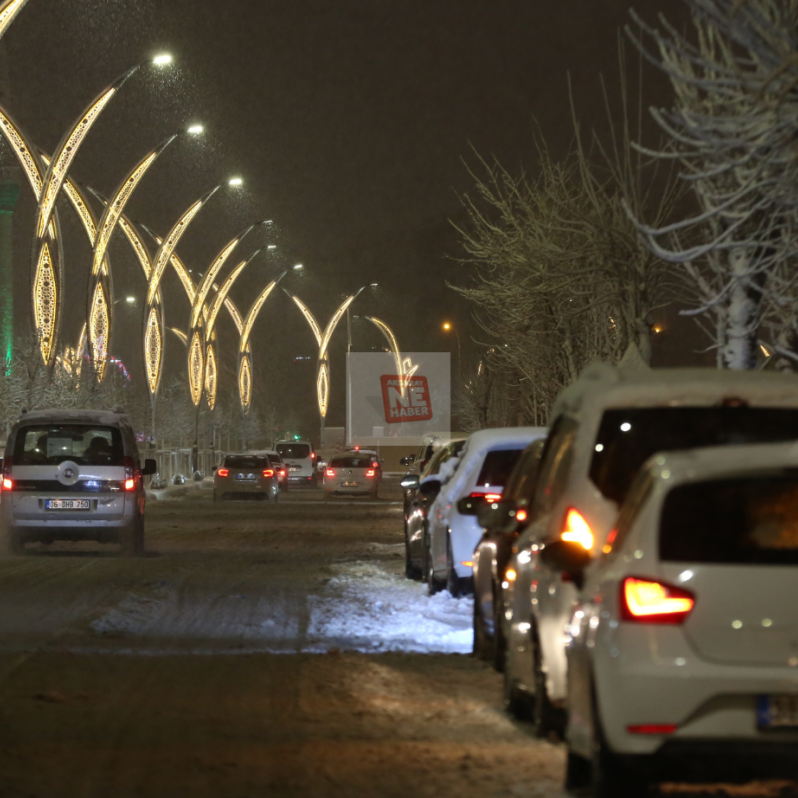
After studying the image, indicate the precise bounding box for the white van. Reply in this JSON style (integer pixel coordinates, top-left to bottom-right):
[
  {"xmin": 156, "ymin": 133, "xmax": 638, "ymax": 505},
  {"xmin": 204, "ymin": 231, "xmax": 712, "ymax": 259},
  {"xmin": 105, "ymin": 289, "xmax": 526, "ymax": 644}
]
[{"xmin": 274, "ymin": 440, "xmax": 317, "ymax": 487}]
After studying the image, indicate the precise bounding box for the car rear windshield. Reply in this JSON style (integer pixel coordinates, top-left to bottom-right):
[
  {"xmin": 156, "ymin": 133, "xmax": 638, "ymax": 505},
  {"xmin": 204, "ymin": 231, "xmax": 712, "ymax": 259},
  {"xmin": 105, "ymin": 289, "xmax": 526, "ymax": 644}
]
[
  {"xmin": 476, "ymin": 448, "xmax": 524, "ymax": 487},
  {"xmin": 590, "ymin": 407, "xmax": 798, "ymax": 504},
  {"xmin": 224, "ymin": 456, "xmax": 266, "ymax": 469},
  {"xmin": 275, "ymin": 443, "xmax": 311, "ymax": 459},
  {"xmin": 14, "ymin": 424, "xmax": 124, "ymax": 466},
  {"xmin": 330, "ymin": 457, "xmax": 371, "ymax": 468},
  {"xmin": 660, "ymin": 476, "xmax": 798, "ymax": 565}
]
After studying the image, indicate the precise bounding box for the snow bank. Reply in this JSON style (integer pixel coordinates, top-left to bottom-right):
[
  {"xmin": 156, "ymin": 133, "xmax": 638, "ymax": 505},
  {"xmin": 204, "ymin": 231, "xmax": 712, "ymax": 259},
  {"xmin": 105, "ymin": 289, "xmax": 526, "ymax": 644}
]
[{"xmin": 307, "ymin": 559, "xmax": 474, "ymax": 654}]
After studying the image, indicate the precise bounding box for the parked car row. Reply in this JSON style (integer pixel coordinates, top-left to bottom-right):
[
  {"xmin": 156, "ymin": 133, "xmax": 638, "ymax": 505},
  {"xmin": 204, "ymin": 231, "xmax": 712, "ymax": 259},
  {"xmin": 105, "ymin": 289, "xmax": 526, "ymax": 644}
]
[{"xmin": 402, "ymin": 365, "xmax": 798, "ymax": 794}]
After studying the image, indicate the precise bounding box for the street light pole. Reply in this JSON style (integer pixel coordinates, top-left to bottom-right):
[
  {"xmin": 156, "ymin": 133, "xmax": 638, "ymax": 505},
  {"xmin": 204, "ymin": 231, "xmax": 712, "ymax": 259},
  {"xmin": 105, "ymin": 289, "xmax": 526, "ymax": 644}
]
[{"xmin": 443, "ymin": 322, "xmax": 461, "ymax": 380}]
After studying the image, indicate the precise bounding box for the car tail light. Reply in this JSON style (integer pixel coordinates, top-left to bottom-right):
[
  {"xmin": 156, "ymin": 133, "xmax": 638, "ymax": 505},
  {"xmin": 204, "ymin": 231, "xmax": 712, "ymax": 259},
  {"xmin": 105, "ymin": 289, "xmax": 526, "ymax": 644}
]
[
  {"xmin": 366, "ymin": 469, "xmax": 375, "ymax": 477},
  {"xmin": 561, "ymin": 508, "xmax": 594, "ymax": 550},
  {"xmin": 516, "ymin": 508, "xmax": 528, "ymax": 523},
  {"xmin": 279, "ymin": 469, "xmax": 286, "ymax": 477},
  {"xmin": 311, "ymin": 452, "xmax": 316, "ymax": 459},
  {"xmin": 124, "ymin": 479, "xmax": 135, "ymax": 491},
  {"xmin": 263, "ymin": 468, "xmax": 275, "ymax": 478},
  {"xmin": 124, "ymin": 457, "xmax": 137, "ymax": 492},
  {"xmin": 217, "ymin": 468, "xmax": 229, "ymax": 477},
  {"xmin": 326, "ymin": 468, "xmax": 335, "ymax": 477},
  {"xmin": 483, "ymin": 493, "xmax": 502, "ymax": 502},
  {"xmin": 627, "ymin": 724, "xmax": 677, "ymax": 735},
  {"xmin": 2, "ymin": 477, "xmax": 12, "ymax": 491},
  {"xmin": 621, "ymin": 577, "xmax": 695, "ymax": 624}
]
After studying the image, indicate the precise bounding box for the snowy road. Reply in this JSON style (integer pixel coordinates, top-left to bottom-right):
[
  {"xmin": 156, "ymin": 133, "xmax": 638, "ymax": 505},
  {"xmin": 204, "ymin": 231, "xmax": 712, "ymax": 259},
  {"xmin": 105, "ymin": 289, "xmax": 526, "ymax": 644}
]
[{"xmin": 0, "ymin": 481, "xmax": 791, "ymax": 796}]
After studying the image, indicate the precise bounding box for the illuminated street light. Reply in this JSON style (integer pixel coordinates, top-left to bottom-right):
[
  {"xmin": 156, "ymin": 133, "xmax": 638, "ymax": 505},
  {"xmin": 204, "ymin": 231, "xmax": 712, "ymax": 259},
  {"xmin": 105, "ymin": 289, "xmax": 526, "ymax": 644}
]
[
  {"xmin": 267, "ymin": 244, "xmax": 276, "ymax": 249},
  {"xmin": 125, "ymin": 296, "xmax": 136, "ymax": 304},
  {"xmin": 187, "ymin": 124, "xmax": 204, "ymax": 135},
  {"xmin": 152, "ymin": 53, "xmax": 173, "ymax": 66},
  {"xmin": 0, "ymin": 0, "xmax": 28, "ymax": 42},
  {"xmin": 293, "ymin": 264, "xmax": 303, "ymax": 271},
  {"xmin": 229, "ymin": 177, "xmax": 243, "ymax": 187}
]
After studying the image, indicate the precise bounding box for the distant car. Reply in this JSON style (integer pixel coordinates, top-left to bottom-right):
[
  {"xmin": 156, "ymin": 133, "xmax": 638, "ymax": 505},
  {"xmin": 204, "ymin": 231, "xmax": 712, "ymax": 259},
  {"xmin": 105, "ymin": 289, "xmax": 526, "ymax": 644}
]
[
  {"xmin": 250, "ymin": 449, "xmax": 288, "ymax": 492},
  {"xmin": 402, "ymin": 439, "xmax": 466, "ymax": 581},
  {"xmin": 324, "ymin": 455, "xmax": 379, "ymax": 499},
  {"xmin": 275, "ymin": 440, "xmax": 317, "ymax": 487},
  {"xmin": 0, "ymin": 409, "xmax": 156, "ymax": 556},
  {"xmin": 345, "ymin": 447, "xmax": 383, "ymax": 481},
  {"xmin": 213, "ymin": 454, "xmax": 279, "ymax": 502},
  {"xmin": 472, "ymin": 436, "xmax": 546, "ymax": 670},
  {"xmin": 557, "ymin": 442, "xmax": 798, "ymax": 796},
  {"xmin": 425, "ymin": 427, "xmax": 546, "ymax": 597}
]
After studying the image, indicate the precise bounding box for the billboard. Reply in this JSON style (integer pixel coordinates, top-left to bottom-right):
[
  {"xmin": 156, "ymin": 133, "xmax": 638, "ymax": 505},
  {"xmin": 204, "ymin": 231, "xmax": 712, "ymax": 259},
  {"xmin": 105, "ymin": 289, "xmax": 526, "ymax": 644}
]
[{"xmin": 347, "ymin": 352, "xmax": 450, "ymax": 444}]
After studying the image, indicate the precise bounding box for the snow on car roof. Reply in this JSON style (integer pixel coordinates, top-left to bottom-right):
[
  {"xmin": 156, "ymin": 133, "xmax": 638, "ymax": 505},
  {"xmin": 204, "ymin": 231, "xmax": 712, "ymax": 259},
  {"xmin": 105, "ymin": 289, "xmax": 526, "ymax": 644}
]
[
  {"xmin": 436, "ymin": 426, "xmax": 548, "ymax": 505},
  {"xmin": 15, "ymin": 408, "xmax": 128, "ymax": 425},
  {"xmin": 554, "ymin": 365, "xmax": 798, "ymax": 421}
]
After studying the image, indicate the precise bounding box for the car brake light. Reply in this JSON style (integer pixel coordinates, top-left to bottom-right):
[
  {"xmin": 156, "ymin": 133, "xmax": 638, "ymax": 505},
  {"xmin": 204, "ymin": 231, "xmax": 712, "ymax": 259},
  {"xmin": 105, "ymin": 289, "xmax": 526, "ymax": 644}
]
[
  {"xmin": 311, "ymin": 452, "xmax": 316, "ymax": 459},
  {"xmin": 124, "ymin": 478, "xmax": 135, "ymax": 491},
  {"xmin": 366, "ymin": 469, "xmax": 375, "ymax": 477},
  {"xmin": 2, "ymin": 477, "xmax": 12, "ymax": 491},
  {"xmin": 263, "ymin": 468, "xmax": 275, "ymax": 478},
  {"xmin": 621, "ymin": 577, "xmax": 695, "ymax": 624},
  {"xmin": 627, "ymin": 724, "xmax": 677, "ymax": 735},
  {"xmin": 279, "ymin": 469, "xmax": 286, "ymax": 477},
  {"xmin": 561, "ymin": 508, "xmax": 594, "ymax": 550},
  {"xmin": 516, "ymin": 508, "xmax": 528, "ymax": 523},
  {"xmin": 217, "ymin": 468, "xmax": 229, "ymax": 477},
  {"xmin": 123, "ymin": 457, "xmax": 137, "ymax": 492},
  {"xmin": 326, "ymin": 469, "xmax": 335, "ymax": 477}
]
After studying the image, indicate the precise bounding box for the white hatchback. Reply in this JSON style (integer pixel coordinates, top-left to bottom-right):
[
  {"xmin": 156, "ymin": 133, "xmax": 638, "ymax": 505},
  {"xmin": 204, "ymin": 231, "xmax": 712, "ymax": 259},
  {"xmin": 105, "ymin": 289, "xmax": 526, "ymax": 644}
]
[{"xmin": 554, "ymin": 443, "xmax": 798, "ymax": 796}]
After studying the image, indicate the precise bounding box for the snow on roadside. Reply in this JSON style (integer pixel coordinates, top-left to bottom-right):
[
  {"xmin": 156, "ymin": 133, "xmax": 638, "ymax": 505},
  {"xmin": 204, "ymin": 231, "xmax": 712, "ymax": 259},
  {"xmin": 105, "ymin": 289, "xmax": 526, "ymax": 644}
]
[{"xmin": 307, "ymin": 559, "xmax": 473, "ymax": 654}]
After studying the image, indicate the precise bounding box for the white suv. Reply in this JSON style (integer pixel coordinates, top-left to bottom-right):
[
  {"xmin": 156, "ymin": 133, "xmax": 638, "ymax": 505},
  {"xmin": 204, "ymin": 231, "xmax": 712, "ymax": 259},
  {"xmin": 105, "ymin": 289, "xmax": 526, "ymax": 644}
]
[
  {"xmin": 555, "ymin": 442, "xmax": 798, "ymax": 795},
  {"xmin": 501, "ymin": 365, "xmax": 798, "ymax": 735},
  {"xmin": 275, "ymin": 440, "xmax": 317, "ymax": 487}
]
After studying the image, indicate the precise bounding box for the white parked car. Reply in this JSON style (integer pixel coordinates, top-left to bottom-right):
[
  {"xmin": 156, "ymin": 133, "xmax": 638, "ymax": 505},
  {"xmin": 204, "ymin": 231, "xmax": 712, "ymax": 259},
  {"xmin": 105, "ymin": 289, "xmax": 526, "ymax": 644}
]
[
  {"xmin": 501, "ymin": 364, "xmax": 798, "ymax": 736},
  {"xmin": 425, "ymin": 427, "xmax": 546, "ymax": 596},
  {"xmin": 552, "ymin": 442, "xmax": 798, "ymax": 796}
]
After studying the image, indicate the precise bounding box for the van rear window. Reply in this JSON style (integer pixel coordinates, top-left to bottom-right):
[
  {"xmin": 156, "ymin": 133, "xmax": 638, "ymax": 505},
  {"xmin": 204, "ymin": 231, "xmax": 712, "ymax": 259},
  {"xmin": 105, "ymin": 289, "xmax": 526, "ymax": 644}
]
[
  {"xmin": 476, "ymin": 449, "xmax": 523, "ymax": 487},
  {"xmin": 590, "ymin": 407, "xmax": 798, "ymax": 504},
  {"xmin": 14, "ymin": 425, "xmax": 124, "ymax": 467},
  {"xmin": 660, "ymin": 476, "xmax": 798, "ymax": 565},
  {"xmin": 275, "ymin": 443, "xmax": 311, "ymax": 459}
]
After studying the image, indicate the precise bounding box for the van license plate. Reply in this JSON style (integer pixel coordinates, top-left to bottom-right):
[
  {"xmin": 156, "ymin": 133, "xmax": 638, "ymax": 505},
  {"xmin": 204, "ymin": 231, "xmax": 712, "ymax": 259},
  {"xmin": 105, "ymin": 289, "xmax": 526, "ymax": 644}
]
[
  {"xmin": 342, "ymin": 482, "xmax": 359, "ymax": 488},
  {"xmin": 46, "ymin": 499, "xmax": 90, "ymax": 510},
  {"xmin": 757, "ymin": 695, "xmax": 798, "ymax": 728}
]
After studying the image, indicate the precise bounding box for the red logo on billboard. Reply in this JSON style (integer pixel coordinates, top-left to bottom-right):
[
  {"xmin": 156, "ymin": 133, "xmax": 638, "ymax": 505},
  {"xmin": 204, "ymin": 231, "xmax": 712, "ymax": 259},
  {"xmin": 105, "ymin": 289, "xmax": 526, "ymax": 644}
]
[{"xmin": 380, "ymin": 375, "xmax": 433, "ymax": 424}]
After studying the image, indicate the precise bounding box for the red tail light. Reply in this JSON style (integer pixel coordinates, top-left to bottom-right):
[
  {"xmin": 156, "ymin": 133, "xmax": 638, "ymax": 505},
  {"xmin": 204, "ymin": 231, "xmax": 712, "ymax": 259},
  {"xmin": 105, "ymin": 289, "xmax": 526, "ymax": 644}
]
[
  {"xmin": 325, "ymin": 468, "xmax": 335, "ymax": 477},
  {"xmin": 124, "ymin": 457, "xmax": 137, "ymax": 492},
  {"xmin": 279, "ymin": 469, "xmax": 286, "ymax": 477},
  {"xmin": 621, "ymin": 577, "xmax": 695, "ymax": 624},
  {"xmin": 124, "ymin": 479, "xmax": 135, "ymax": 491},
  {"xmin": 217, "ymin": 468, "xmax": 229, "ymax": 477},
  {"xmin": 366, "ymin": 469, "xmax": 375, "ymax": 477},
  {"xmin": 467, "ymin": 492, "xmax": 502, "ymax": 502},
  {"xmin": 627, "ymin": 724, "xmax": 677, "ymax": 735},
  {"xmin": 311, "ymin": 452, "xmax": 316, "ymax": 459},
  {"xmin": 2, "ymin": 478, "xmax": 12, "ymax": 491},
  {"xmin": 262, "ymin": 468, "xmax": 275, "ymax": 478},
  {"xmin": 561, "ymin": 508, "xmax": 594, "ymax": 550}
]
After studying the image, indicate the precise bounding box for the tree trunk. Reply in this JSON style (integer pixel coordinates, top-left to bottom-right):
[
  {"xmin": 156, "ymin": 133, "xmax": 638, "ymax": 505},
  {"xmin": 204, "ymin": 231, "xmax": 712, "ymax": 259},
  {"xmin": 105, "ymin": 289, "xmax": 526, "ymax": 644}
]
[{"xmin": 723, "ymin": 248, "xmax": 760, "ymax": 371}]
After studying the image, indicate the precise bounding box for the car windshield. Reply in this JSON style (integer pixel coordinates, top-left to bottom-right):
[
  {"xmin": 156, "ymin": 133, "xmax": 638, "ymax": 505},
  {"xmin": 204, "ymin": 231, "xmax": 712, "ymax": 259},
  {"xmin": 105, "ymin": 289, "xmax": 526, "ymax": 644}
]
[
  {"xmin": 476, "ymin": 448, "xmax": 524, "ymax": 487},
  {"xmin": 224, "ymin": 456, "xmax": 266, "ymax": 469},
  {"xmin": 275, "ymin": 443, "xmax": 311, "ymax": 459},
  {"xmin": 330, "ymin": 457, "xmax": 371, "ymax": 468},
  {"xmin": 14, "ymin": 424, "xmax": 124, "ymax": 466},
  {"xmin": 590, "ymin": 407, "xmax": 798, "ymax": 504},
  {"xmin": 660, "ymin": 476, "xmax": 798, "ymax": 565}
]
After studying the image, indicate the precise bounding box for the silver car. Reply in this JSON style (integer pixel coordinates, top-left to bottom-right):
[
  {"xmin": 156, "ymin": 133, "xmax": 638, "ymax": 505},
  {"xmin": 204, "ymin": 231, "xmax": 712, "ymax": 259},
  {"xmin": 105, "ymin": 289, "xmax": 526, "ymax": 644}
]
[
  {"xmin": 323, "ymin": 455, "xmax": 378, "ymax": 499},
  {"xmin": 213, "ymin": 454, "xmax": 279, "ymax": 502},
  {"xmin": 0, "ymin": 409, "xmax": 156, "ymax": 556}
]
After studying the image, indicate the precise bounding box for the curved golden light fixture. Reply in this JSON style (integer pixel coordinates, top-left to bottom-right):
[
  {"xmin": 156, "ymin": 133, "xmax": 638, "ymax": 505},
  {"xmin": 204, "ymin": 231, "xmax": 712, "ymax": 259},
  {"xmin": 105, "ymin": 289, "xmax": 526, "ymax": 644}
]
[
  {"xmin": 92, "ymin": 135, "xmax": 176, "ymax": 278},
  {"xmin": 317, "ymin": 361, "xmax": 330, "ymax": 419},
  {"xmin": 190, "ymin": 223, "xmax": 256, "ymax": 329},
  {"xmin": 238, "ymin": 353, "xmax": 252, "ymax": 414},
  {"xmin": 0, "ymin": 0, "xmax": 28, "ymax": 41},
  {"xmin": 168, "ymin": 327, "xmax": 188, "ymax": 346},
  {"xmin": 145, "ymin": 305, "xmax": 164, "ymax": 396},
  {"xmin": 205, "ymin": 250, "xmax": 262, "ymax": 338},
  {"xmin": 0, "ymin": 106, "xmax": 42, "ymax": 198},
  {"xmin": 33, "ymin": 243, "xmax": 56, "ymax": 363},
  {"xmin": 88, "ymin": 280, "xmax": 110, "ymax": 381},
  {"xmin": 284, "ymin": 290, "xmax": 322, "ymax": 347},
  {"xmin": 205, "ymin": 343, "xmax": 217, "ymax": 411},
  {"xmin": 239, "ymin": 274, "xmax": 285, "ymax": 353},
  {"xmin": 147, "ymin": 186, "xmax": 219, "ymax": 305},
  {"xmin": 363, "ymin": 314, "xmax": 406, "ymax": 390},
  {"xmin": 188, "ymin": 330, "xmax": 204, "ymax": 407}
]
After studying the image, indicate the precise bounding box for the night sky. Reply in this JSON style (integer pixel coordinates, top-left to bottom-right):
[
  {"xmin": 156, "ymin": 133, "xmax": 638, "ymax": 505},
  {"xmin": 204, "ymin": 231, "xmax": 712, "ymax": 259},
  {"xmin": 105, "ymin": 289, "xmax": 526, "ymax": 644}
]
[{"xmin": 0, "ymin": 0, "xmax": 694, "ymax": 431}]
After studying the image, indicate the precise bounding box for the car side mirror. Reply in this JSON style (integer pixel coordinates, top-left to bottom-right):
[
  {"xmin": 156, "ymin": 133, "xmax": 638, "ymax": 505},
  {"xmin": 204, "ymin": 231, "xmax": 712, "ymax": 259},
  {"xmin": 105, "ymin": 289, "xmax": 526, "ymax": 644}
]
[
  {"xmin": 539, "ymin": 540, "xmax": 592, "ymax": 590},
  {"xmin": 400, "ymin": 473, "xmax": 419, "ymax": 490},
  {"xmin": 418, "ymin": 479, "xmax": 441, "ymax": 498},
  {"xmin": 142, "ymin": 458, "xmax": 157, "ymax": 476},
  {"xmin": 399, "ymin": 456, "xmax": 412, "ymax": 467},
  {"xmin": 476, "ymin": 498, "xmax": 519, "ymax": 533}
]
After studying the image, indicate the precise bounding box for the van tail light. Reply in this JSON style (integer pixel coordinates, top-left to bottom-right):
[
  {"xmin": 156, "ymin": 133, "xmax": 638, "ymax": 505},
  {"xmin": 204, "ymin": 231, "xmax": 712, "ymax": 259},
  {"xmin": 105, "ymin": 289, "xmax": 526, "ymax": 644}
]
[
  {"xmin": 311, "ymin": 452, "xmax": 316, "ymax": 459},
  {"xmin": 2, "ymin": 477, "xmax": 12, "ymax": 491},
  {"xmin": 124, "ymin": 457, "xmax": 137, "ymax": 491},
  {"xmin": 366, "ymin": 469, "xmax": 375, "ymax": 477},
  {"xmin": 627, "ymin": 724, "xmax": 677, "ymax": 735},
  {"xmin": 262, "ymin": 468, "xmax": 275, "ymax": 478},
  {"xmin": 326, "ymin": 469, "xmax": 335, "ymax": 477},
  {"xmin": 621, "ymin": 577, "xmax": 695, "ymax": 624},
  {"xmin": 217, "ymin": 468, "xmax": 229, "ymax": 477},
  {"xmin": 561, "ymin": 508, "xmax": 594, "ymax": 550},
  {"xmin": 279, "ymin": 469, "xmax": 286, "ymax": 477}
]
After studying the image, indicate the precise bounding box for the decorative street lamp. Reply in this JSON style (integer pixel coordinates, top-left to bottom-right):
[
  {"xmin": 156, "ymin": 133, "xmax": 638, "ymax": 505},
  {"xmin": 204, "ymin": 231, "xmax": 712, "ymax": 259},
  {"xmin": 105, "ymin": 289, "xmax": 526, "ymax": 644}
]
[
  {"xmin": 442, "ymin": 321, "xmax": 462, "ymax": 379},
  {"xmin": 0, "ymin": 0, "xmax": 28, "ymax": 42}
]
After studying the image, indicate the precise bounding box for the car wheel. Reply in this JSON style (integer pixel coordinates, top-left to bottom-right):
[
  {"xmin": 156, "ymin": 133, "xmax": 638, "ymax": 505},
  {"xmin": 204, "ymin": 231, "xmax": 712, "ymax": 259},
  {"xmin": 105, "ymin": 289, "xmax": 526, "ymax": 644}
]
[
  {"xmin": 502, "ymin": 650, "xmax": 533, "ymax": 720},
  {"xmin": 472, "ymin": 592, "xmax": 490, "ymax": 660},
  {"xmin": 532, "ymin": 629, "xmax": 566, "ymax": 739},
  {"xmin": 121, "ymin": 518, "xmax": 144, "ymax": 557},
  {"xmin": 491, "ymin": 583, "xmax": 506, "ymax": 673},
  {"xmin": 590, "ymin": 694, "xmax": 648, "ymax": 798},
  {"xmin": 445, "ymin": 535, "xmax": 462, "ymax": 597},
  {"xmin": 404, "ymin": 530, "xmax": 422, "ymax": 580},
  {"xmin": 425, "ymin": 528, "xmax": 444, "ymax": 596}
]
